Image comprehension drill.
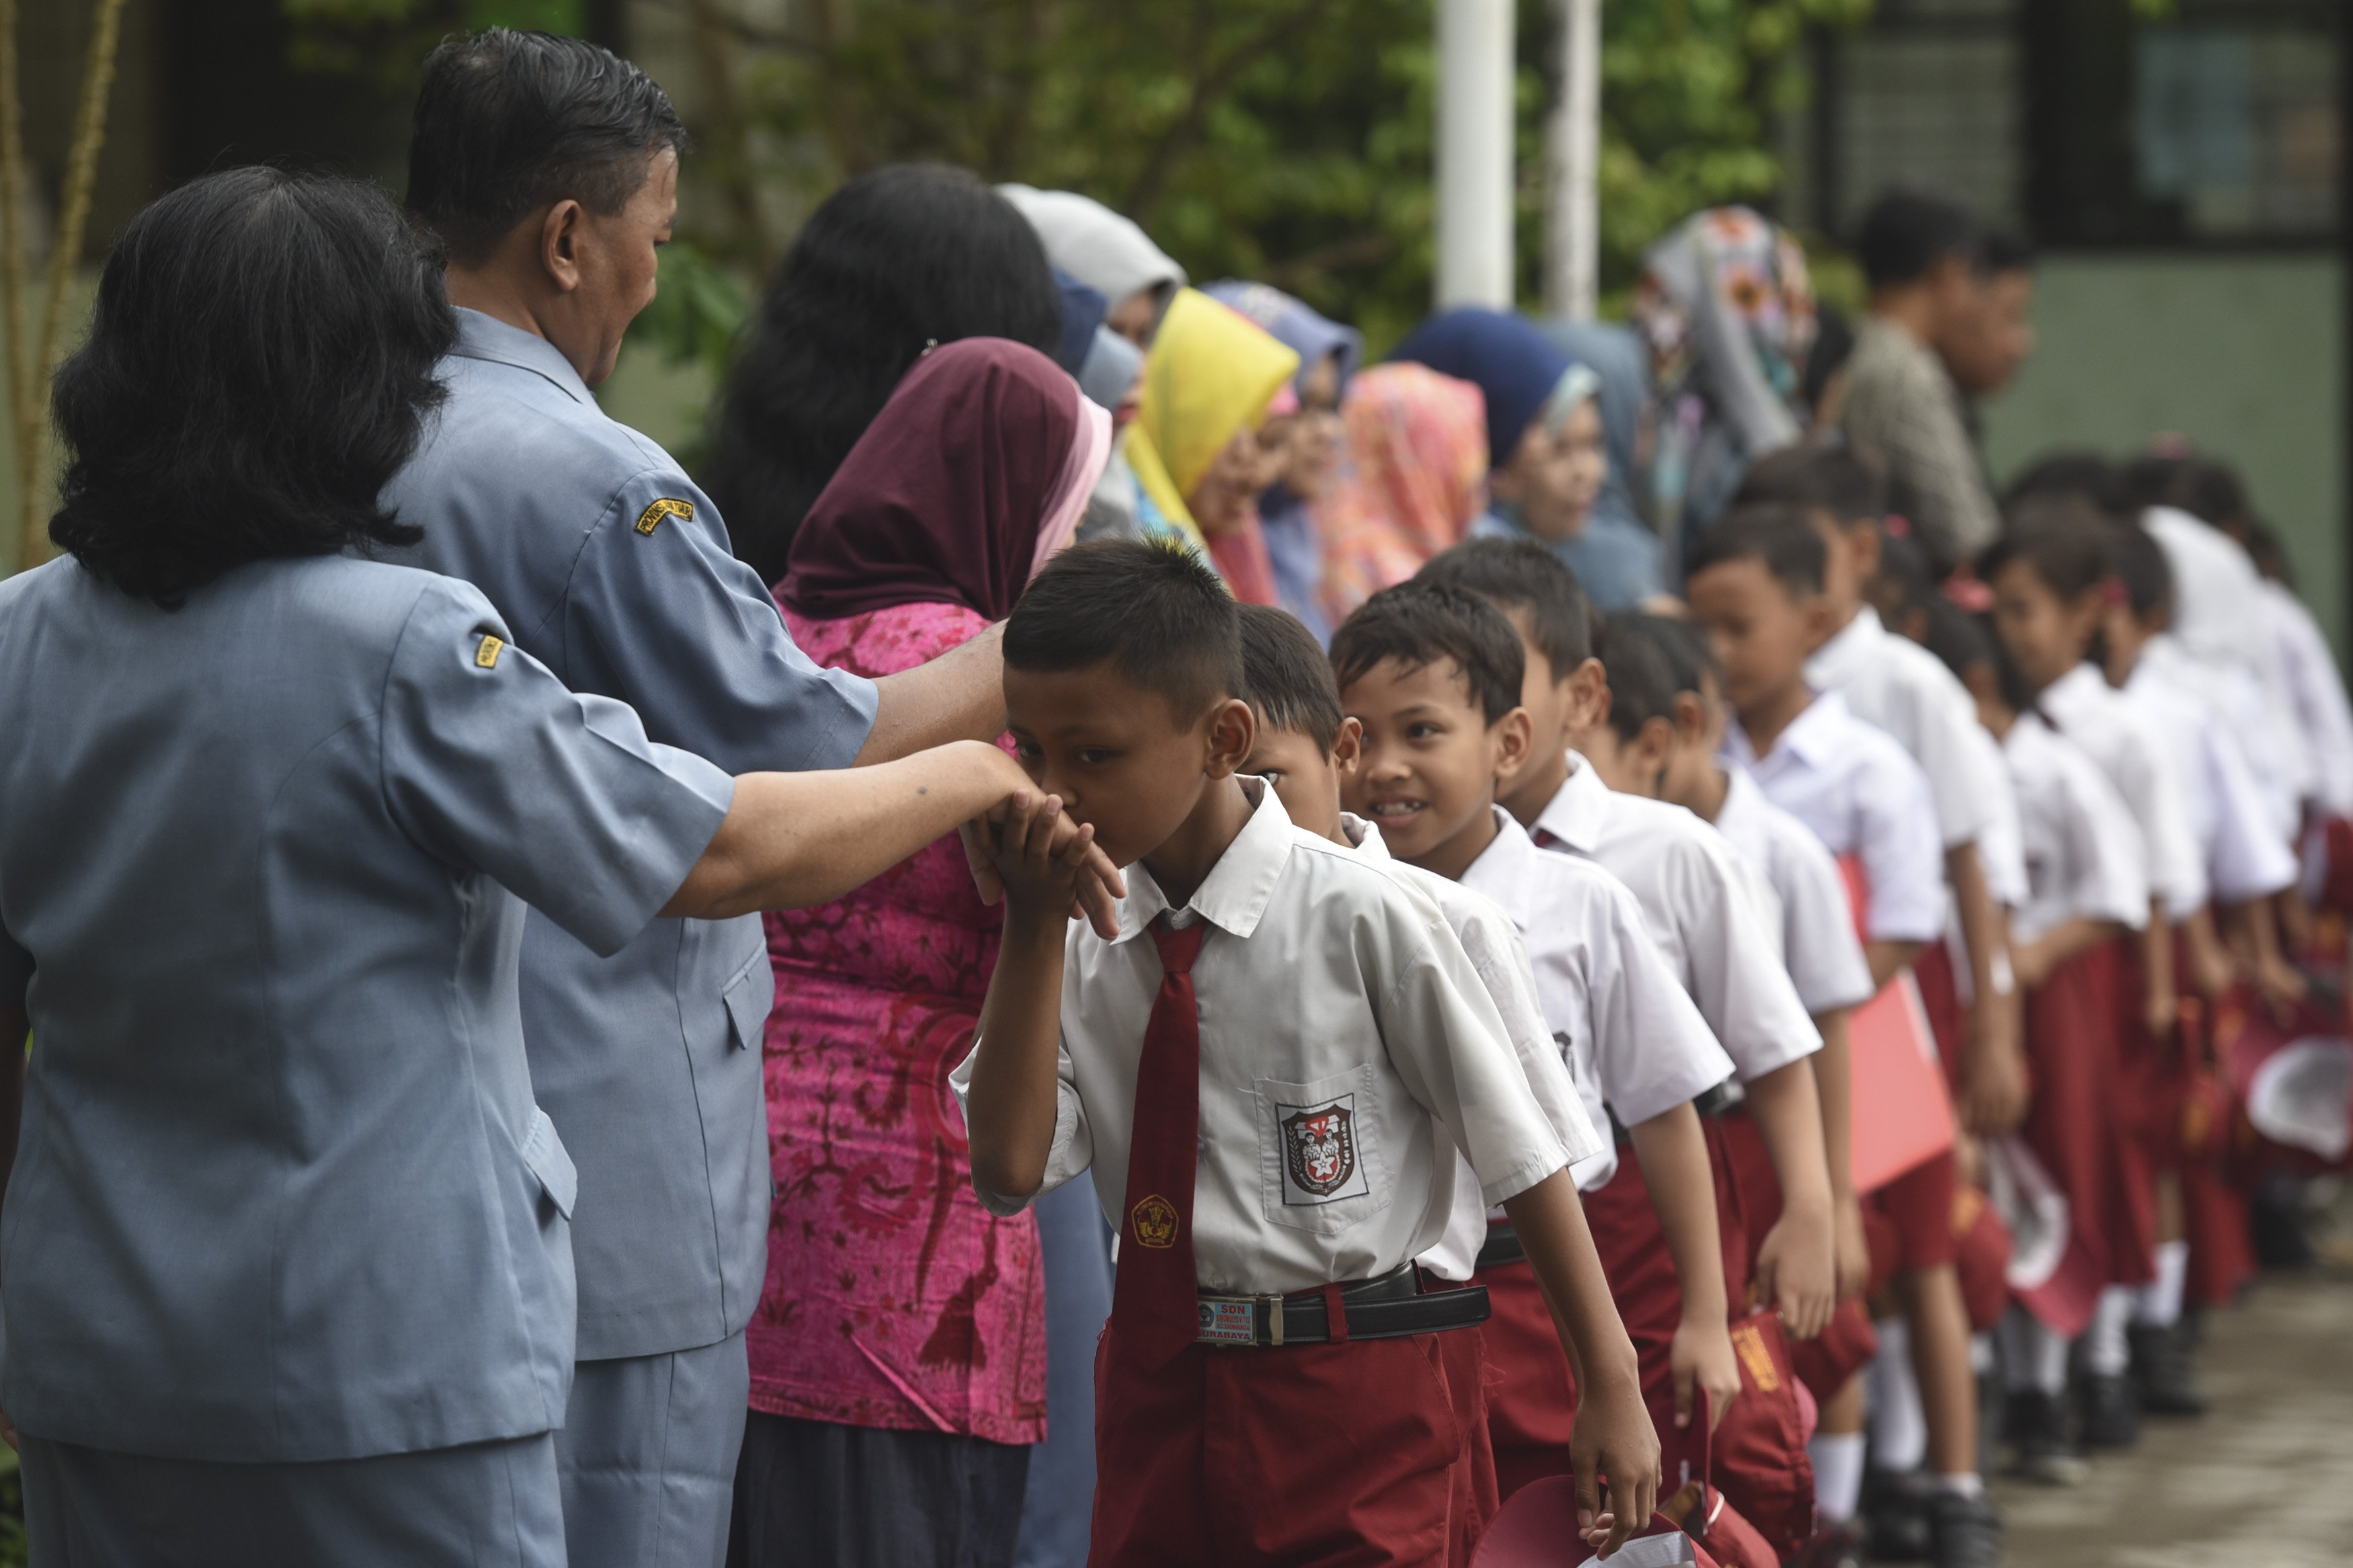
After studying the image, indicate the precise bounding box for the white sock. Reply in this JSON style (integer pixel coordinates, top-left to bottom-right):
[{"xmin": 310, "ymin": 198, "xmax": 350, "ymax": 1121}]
[
  {"xmin": 1936, "ymin": 1471, "xmax": 1985, "ymax": 1499},
  {"xmin": 1810, "ymin": 1430, "xmax": 1867, "ymax": 1523},
  {"xmin": 1866, "ymin": 1318, "xmax": 1928, "ymax": 1473},
  {"xmin": 2132, "ymin": 1240, "xmax": 2188, "ymax": 1328},
  {"xmin": 2087, "ymin": 1286, "xmax": 2134, "ymax": 1376},
  {"xmin": 1971, "ymin": 1329, "xmax": 1995, "ymax": 1376},
  {"xmin": 1998, "ymin": 1308, "xmax": 2070, "ymax": 1394}
]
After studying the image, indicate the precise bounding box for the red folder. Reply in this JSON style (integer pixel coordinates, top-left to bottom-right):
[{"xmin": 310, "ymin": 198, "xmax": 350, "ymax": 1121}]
[{"xmin": 1835, "ymin": 854, "xmax": 1957, "ymax": 1193}]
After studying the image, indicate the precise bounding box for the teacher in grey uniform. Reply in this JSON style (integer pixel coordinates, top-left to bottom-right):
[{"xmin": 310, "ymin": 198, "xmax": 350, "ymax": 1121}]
[
  {"xmin": 0, "ymin": 168, "xmax": 1105, "ymax": 1565},
  {"xmin": 387, "ymin": 30, "xmax": 1073, "ymax": 1568}
]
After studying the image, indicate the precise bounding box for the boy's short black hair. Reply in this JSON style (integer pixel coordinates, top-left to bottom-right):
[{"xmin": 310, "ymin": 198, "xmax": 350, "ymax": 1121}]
[
  {"xmin": 1873, "ymin": 530, "xmax": 1938, "ymax": 623},
  {"xmin": 1978, "ymin": 496, "xmax": 2113, "ymax": 602},
  {"xmin": 1645, "ymin": 614, "xmax": 1720, "ymax": 700},
  {"xmin": 1004, "ymin": 538, "xmax": 1241, "ymax": 721},
  {"xmin": 1856, "ymin": 188, "xmax": 1981, "ymax": 290},
  {"xmin": 2106, "ymin": 521, "xmax": 2175, "ymax": 620},
  {"xmin": 1688, "ymin": 503, "xmax": 1829, "ymax": 597},
  {"xmin": 408, "ymin": 30, "xmax": 688, "ymax": 265},
  {"xmin": 1733, "ymin": 442, "xmax": 1887, "ymax": 528},
  {"xmin": 1330, "ymin": 581, "xmax": 1526, "ymax": 727},
  {"xmin": 1236, "ymin": 604, "xmax": 1344, "ymax": 754},
  {"xmin": 1919, "ymin": 599, "xmax": 2036, "ymax": 716},
  {"xmin": 2153, "ymin": 455, "xmax": 2251, "ymax": 532},
  {"xmin": 1412, "ymin": 538, "xmax": 1592, "ymax": 676},
  {"xmin": 1596, "ymin": 612, "xmax": 1681, "ymax": 742},
  {"xmin": 2002, "ymin": 449, "xmax": 2124, "ymax": 517},
  {"xmin": 1975, "ymin": 228, "xmax": 2036, "ymax": 276}
]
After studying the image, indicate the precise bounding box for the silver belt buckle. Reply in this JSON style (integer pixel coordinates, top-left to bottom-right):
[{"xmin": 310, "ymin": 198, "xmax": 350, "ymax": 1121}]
[{"xmin": 1196, "ymin": 1294, "xmax": 1287, "ymax": 1347}]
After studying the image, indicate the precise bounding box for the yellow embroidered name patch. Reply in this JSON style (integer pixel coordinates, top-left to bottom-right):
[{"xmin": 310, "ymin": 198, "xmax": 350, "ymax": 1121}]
[
  {"xmin": 635, "ymin": 497, "xmax": 694, "ymax": 536},
  {"xmin": 475, "ymin": 634, "xmax": 505, "ymax": 669}
]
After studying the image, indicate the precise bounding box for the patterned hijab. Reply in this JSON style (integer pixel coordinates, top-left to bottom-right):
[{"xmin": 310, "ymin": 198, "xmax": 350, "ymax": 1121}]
[
  {"xmin": 1312, "ymin": 362, "xmax": 1489, "ymax": 622},
  {"xmin": 1633, "ymin": 206, "xmax": 1817, "ymax": 550},
  {"xmin": 780, "ymin": 339, "xmax": 1111, "ymax": 623}
]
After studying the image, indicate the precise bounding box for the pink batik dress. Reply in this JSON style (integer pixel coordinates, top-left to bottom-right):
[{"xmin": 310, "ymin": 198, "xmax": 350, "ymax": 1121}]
[{"xmin": 746, "ymin": 597, "xmax": 1045, "ymax": 1446}]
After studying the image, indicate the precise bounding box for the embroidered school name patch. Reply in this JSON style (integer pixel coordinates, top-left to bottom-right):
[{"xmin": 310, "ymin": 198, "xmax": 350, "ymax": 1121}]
[
  {"xmin": 634, "ymin": 497, "xmax": 694, "ymax": 536},
  {"xmin": 1278, "ymin": 1095, "xmax": 1369, "ymax": 1205},
  {"xmin": 475, "ymin": 634, "xmax": 505, "ymax": 669}
]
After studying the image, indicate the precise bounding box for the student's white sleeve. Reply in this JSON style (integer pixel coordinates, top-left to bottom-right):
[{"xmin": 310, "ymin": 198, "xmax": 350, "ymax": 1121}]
[
  {"xmin": 1588, "ymin": 878, "xmax": 1736, "ymax": 1127},
  {"xmin": 1774, "ymin": 823, "xmax": 1877, "ymax": 1014},
  {"xmin": 949, "ymin": 952, "xmax": 1094, "ymax": 1216},
  {"xmin": 1667, "ymin": 833, "xmax": 1823, "ymax": 1078},
  {"xmin": 1909, "ymin": 675, "xmax": 2001, "ymax": 851},
  {"xmin": 2274, "ymin": 592, "xmax": 2353, "ymax": 817},
  {"xmin": 1452, "ymin": 902, "xmax": 1604, "ymax": 1165},
  {"xmin": 1962, "ymin": 727, "xmax": 2030, "ymax": 910},
  {"xmin": 2059, "ymin": 745, "xmax": 2151, "ymax": 931},
  {"xmin": 1856, "ymin": 745, "xmax": 1951, "ymax": 943},
  {"xmin": 1373, "ymin": 903, "xmax": 1571, "ymax": 1208},
  {"xmin": 2120, "ymin": 717, "xmax": 2208, "ymax": 918},
  {"xmin": 2198, "ymin": 722, "xmax": 2299, "ymax": 905}
]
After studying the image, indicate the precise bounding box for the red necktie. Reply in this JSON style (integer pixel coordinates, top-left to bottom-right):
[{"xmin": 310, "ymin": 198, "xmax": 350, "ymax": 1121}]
[{"xmin": 1109, "ymin": 917, "xmax": 1207, "ymax": 1367}]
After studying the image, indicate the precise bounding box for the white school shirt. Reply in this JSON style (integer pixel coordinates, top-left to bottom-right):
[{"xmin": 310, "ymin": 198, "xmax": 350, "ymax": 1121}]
[
  {"xmin": 1529, "ymin": 757, "xmax": 1821, "ymax": 1081},
  {"xmin": 1806, "ymin": 604, "xmax": 2000, "ymax": 854},
  {"xmin": 1460, "ymin": 809, "xmax": 1734, "ymax": 1193},
  {"xmin": 1710, "ymin": 766, "xmax": 1877, "ymax": 1017},
  {"xmin": 2040, "ymin": 662, "xmax": 2206, "ymax": 919},
  {"xmin": 2122, "ymin": 641, "xmax": 2298, "ymax": 907},
  {"xmin": 2141, "ymin": 506, "xmax": 2313, "ymax": 832},
  {"xmin": 2262, "ymin": 578, "xmax": 2353, "ymax": 819},
  {"xmin": 951, "ymin": 778, "xmax": 1572, "ymax": 1296},
  {"xmin": 2000, "ymin": 712, "xmax": 2150, "ymax": 946},
  {"xmin": 1729, "ymin": 691, "xmax": 1948, "ymax": 946},
  {"xmin": 1340, "ymin": 815, "xmax": 1605, "ymax": 1278}
]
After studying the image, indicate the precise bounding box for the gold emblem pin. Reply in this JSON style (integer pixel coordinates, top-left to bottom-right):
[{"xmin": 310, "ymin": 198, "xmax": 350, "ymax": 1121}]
[
  {"xmin": 475, "ymin": 634, "xmax": 505, "ymax": 669},
  {"xmin": 635, "ymin": 497, "xmax": 694, "ymax": 536},
  {"xmin": 1129, "ymin": 1194, "xmax": 1179, "ymax": 1249}
]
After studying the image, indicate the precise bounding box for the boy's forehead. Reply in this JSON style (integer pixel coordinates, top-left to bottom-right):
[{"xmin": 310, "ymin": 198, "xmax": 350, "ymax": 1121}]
[
  {"xmin": 1005, "ymin": 659, "xmax": 1199, "ymax": 732},
  {"xmin": 1340, "ymin": 653, "xmax": 1483, "ymax": 713}
]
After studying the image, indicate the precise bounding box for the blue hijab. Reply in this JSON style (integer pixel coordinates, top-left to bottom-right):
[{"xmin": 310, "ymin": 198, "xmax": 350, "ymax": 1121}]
[
  {"xmin": 1051, "ymin": 267, "xmax": 1109, "ymax": 375},
  {"xmin": 1388, "ymin": 307, "xmax": 1570, "ymax": 470},
  {"xmin": 1203, "ymin": 281, "xmax": 1363, "ymax": 398}
]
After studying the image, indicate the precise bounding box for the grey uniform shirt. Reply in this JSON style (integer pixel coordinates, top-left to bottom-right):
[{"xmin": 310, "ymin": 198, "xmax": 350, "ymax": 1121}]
[
  {"xmin": 0, "ymin": 556, "xmax": 731, "ymax": 1462},
  {"xmin": 386, "ymin": 309, "xmax": 879, "ymax": 1360}
]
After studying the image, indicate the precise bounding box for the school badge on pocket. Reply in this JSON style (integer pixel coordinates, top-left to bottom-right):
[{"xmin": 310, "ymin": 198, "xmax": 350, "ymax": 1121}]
[{"xmin": 1278, "ymin": 1097, "xmax": 1369, "ymax": 1204}]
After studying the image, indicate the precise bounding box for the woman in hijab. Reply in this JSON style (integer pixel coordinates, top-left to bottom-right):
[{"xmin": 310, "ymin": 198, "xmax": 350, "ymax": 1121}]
[
  {"xmin": 1124, "ymin": 288, "xmax": 1299, "ymax": 604},
  {"xmin": 1541, "ymin": 319, "xmax": 1669, "ymax": 608},
  {"xmin": 706, "ymin": 165, "xmax": 1065, "ymax": 587},
  {"xmin": 1312, "ymin": 362, "xmax": 1489, "ymax": 624},
  {"xmin": 1632, "ymin": 206, "xmax": 1818, "ymax": 563},
  {"xmin": 1390, "ymin": 306, "xmax": 1655, "ymax": 607},
  {"xmin": 733, "ymin": 339, "xmax": 1111, "ymax": 1568},
  {"xmin": 1204, "ymin": 280, "xmax": 1363, "ymax": 642},
  {"xmin": 998, "ymin": 184, "xmax": 1187, "ymax": 347}
]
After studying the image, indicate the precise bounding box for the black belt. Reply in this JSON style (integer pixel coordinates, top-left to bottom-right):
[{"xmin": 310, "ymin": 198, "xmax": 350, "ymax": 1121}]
[{"xmin": 1195, "ymin": 1264, "xmax": 1490, "ymax": 1348}]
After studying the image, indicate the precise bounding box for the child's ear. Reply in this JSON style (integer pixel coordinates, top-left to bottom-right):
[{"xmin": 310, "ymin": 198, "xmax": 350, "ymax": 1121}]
[
  {"xmin": 1202, "ymin": 697, "xmax": 1257, "ymax": 780},
  {"xmin": 1671, "ymin": 690, "xmax": 1708, "ymax": 745},
  {"xmin": 1565, "ymin": 657, "xmax": 1610, "ymax": 736},
  {"xmin": 1802, "ymin": 589, "xmax": 1839, "ymax": 652},
  {"xmin": 1331, "ymin": 715, "xmax": 1364, "ymax": 776},
  {"xmin": 1492, "ymin": 706, "xmax": 1536, "ymax": 786},
  {"xmin": 1635, "ymin": 715, "xmax": 1677, "ymax": 784}
]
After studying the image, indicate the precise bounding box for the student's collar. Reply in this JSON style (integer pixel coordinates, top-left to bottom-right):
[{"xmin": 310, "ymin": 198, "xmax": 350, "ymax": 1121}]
[
  {"xmin": 1714, "ymin": 764, "xmax": 1766, "ymax": 833},
  {"xmin": 1110, "ymin": 776, "xmax": 1293, "ymax": 944},
  {"xmin": 1732, "ymin": 689, "xmax": 1837, "ymax": 771},
  {"xmin": 1339, "ymin": 812, "xmax": 1389, "ymax": 858},
  {"xmin": 450, "ymin": 306, "xmax": 596, "ymax": 407},
  {"xmin": 1804, "ymin": 603, "xmax": 1881, "ymax": 689},
  {"xmin": 1459, "ymin": 805, "xmax": 1542, "ymax": 906},
  {"xmin": 2040, "ymin": 661, "xmax": 2106, "ymax": 717},
  {"xmin": 1529, "ymin": 752, "xmax": 1610, "ymax": 856}
]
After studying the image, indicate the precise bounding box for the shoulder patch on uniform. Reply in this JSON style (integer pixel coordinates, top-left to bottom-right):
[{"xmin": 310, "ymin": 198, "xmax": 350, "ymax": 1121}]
[
  {"xmin": 475, "ymin": 634, "xmax": 506, "ymax": 669},
  {"xmin": 635, "ymin": 497, "xmax": 694, "ymax": 536}
]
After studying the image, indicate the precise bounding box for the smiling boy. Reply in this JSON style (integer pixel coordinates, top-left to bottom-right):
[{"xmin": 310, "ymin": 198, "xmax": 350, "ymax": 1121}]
[
  {"xmin": 953, "ymin": 542, "xmax": 1657, "ymax": 1565},
  {"xmin": 1324, "ymin": 583, "xmax": 1746, "ymax": 1522}
]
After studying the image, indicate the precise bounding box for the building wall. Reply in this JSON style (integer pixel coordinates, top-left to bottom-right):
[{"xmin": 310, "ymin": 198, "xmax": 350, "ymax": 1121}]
[{"xmin": 1979, "ymin": 251, "xmax": 2347, "ymax": 657}]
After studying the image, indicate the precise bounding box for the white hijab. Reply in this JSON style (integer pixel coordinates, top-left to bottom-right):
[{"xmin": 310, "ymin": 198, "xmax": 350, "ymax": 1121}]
[{"xmin": 998, "ymin": 183, "xmax": 1187, "ymax": 308}]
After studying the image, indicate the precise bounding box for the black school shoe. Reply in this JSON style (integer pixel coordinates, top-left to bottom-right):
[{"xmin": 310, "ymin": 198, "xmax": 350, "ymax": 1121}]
[
  {"xmin": 2129, "ymin": 1321, "xmax": 2210, "ymax": 1416},
  {"xmin": 1786, "ymin": 1520, "xmax": 1867, "ymax": 1568},
  {"xmin": 2001, "ymin": 1389, "xmax": 2089, "ymax": 1486},
  {"xmin": 1928, "ymin": 1491, "xmax": 2005, "ymax": 1568},
  {"xmin": 1862, "ymin": 1471, "xmax": 1934, "ymax": 1561},
  {"xmin": 2079, "ymin": 1370, "xmax": 2142, "ymax": 1448}
]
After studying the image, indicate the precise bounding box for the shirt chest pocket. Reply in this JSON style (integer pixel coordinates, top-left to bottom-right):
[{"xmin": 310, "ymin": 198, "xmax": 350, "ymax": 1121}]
[{"xmin": 1254, "ymin": 1066, "xmax": 1392, "ymax": 1235}]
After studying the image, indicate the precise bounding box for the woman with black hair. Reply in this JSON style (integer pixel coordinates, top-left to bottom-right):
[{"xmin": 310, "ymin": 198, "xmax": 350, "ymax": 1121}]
[
  {"xmin": 704, "ymin": 164, "xmax": 1064, "ymax": 585},
  {"xmin": 0, "ymin": 166, "xmax": 1106, "ymax": 1566}
]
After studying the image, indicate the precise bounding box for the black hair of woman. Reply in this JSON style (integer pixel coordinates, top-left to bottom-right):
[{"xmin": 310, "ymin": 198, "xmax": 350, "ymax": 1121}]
[
  {"xmin": 50, "ymin": 167, "xmax": 456, "ymax": 608},
  {"xmin": 705, "ymin": 163, "xmax": 1064, "ymax": 587}
]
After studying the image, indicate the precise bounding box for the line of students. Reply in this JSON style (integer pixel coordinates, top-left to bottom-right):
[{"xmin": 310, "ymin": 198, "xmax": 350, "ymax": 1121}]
[{"xmin": 951, "ymin": 426, "xmax": 2351, "ymax": 1568}]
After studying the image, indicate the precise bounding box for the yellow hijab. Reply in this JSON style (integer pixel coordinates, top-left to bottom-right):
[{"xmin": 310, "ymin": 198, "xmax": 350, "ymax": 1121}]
[{"xmin": 1125, "ymin": 288, "xmax": 1300, "ymax": 543}]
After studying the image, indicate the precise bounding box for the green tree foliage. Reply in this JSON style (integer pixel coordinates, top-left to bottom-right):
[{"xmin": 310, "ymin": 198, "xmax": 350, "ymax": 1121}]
[{"xmin": 282, "ymin": 0, "xmax": 1872, "ymax": 366}]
